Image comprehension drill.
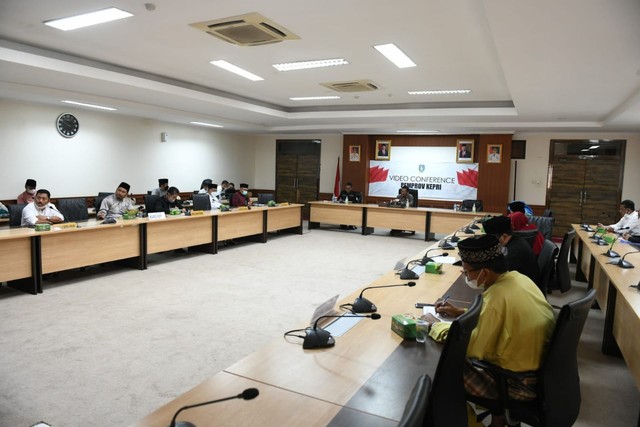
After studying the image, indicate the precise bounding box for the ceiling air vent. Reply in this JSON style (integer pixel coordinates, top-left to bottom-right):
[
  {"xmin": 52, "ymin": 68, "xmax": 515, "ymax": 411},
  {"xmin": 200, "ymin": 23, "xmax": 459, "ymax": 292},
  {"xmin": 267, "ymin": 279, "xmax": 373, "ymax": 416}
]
[
  {"xmin": 190, "ymin": 12, "xmax": 299, "ymax": 46},
  {"xmin": 321, "ymin": 80, "xmax": 381, "ymax": 92}
]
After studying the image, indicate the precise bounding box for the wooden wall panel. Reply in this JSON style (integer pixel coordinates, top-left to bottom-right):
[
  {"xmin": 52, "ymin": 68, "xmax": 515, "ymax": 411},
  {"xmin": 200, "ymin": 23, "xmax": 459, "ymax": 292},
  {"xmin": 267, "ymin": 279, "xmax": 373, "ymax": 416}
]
[
  {"xmin": 343, "ymin": 135, "xmax": 369, "ymax": 195},
  {"xmin": 477, "ymin": 135, "xmax": 512, "ymax": 214}
]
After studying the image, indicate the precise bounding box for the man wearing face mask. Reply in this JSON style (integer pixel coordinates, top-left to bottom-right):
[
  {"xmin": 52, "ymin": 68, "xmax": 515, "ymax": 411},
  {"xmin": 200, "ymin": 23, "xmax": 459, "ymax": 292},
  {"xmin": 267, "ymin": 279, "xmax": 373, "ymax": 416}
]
[
  {"xmin": 17, "ymin": 179, "xmax": 37, "ymax": 204},
  {"xmin": 152, "ymin": 186, "xmax": 183, "ymax": 213},
  {"xmin": 482, "ymin": 215, "xmax": 540, "ymax": 285},
  {"xmin": 21, "ymin": 189, "xmax": 65, "ymax": 226},
  {"xmin": 231, "ymin": 183, "xmax": 252, "ymax": 207},
  {"xmin": 435, "ymin": 235, "xmax": 554, "ymax": 427}
]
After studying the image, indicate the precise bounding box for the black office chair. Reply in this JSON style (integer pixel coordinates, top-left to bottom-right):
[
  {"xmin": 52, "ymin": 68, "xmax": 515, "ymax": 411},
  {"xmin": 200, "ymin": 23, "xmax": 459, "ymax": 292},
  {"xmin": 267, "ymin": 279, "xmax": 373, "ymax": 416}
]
[
  {"xmin": 398, "ymin": 374, "xmax": 432, "ymax": 427},
  {"xmin": 550, "ymin": 229, "xmax": 575, "ymax": 293},
  {"xmin": 469, "ymin": 289, "xmax": 596, "ymax": 426},
  {"xmin": 353, "ymin": 191, "xmax": 363, "ymax": 204},
  {"xmin": 257, "ymin": 193, "xmax": 273, "ymax": 204},
  {"xmin": 536, "ymin": 239, "xmax": 558, "ymax": 295},
  {"xmin": 423, "ymin": 294, "xmax": 483, "ymax": 426},
  {"xmin": 542, "ymin": 209, "xmax": 553, "ymax": 217},
  {"xmin": 95, "ymin": 193, "xmax": 112, "ymax": 210},
  {"xmin": 144, "ymin": 194, "xmax": 161, "ymax": 213},
  {"xmin": 9, "ymin": 204, "xmax": 26, "ymax": 227},
  {"xmin": 461, "ymin": 199, "xmax": 483, "ymax": 212},
  {"xmin": 57, "ymin": 198, "xmax": 89, "ymax": 222},
  {"xmin": 192, "ymin": 194, "xmax": 211, "ymax": 211},
  {"xmin": 513, "ymin": 229, "xmax": 538, "ymax": 250},
  {"xmin": 528, "ymin": 216, "xmax": 554, "ymax": 241}
]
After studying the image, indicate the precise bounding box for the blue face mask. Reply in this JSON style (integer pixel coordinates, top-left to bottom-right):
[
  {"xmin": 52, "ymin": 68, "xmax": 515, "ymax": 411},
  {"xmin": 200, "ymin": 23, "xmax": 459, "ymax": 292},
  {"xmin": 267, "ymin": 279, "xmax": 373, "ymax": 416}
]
[{"xmin": 242, "ymin": 190, "xmax": 248, "ymax": 196}]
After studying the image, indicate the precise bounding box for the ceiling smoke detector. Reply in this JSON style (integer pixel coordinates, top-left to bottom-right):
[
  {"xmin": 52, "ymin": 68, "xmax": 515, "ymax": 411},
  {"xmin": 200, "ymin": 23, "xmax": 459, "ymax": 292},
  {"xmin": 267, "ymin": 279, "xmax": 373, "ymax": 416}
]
[{"xmin": 190, "ymin": 12, "xmax": 299, "ymax": 46}]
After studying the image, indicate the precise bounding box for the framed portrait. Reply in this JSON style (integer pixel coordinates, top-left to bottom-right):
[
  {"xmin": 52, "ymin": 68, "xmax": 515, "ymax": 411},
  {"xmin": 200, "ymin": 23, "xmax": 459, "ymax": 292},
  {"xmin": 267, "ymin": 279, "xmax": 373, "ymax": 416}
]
[
  {"xmin": 456, "ymin": 139, "xmax": 474, "ymax": 163},
  {"xmin": 487, "ymin": 144, "xmax": 502, "ymax": 164},
  {"xmin": 349, "ymin": 145, "xmax": 360, "ymax": 162},
  {"xmin": 375, "ymin": 140, "xmax": 391, "ymax": 160}
]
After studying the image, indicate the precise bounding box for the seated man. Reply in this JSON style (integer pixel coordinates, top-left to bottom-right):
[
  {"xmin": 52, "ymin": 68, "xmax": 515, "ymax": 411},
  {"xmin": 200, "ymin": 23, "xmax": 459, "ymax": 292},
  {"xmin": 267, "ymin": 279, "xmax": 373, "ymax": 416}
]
[
  {"xmin": 152, "ymin": 186, "xmax": 183, "ymax": 213},
  {"xmin": 598, "ymin": 199, "xmax": 638, "ymax": 235},
  {"xmin": 434, "ymin": 235, "xmax": 554, "ymax": 427},
  {"xmin": 21, "ymin": 189, "xmax": 65, "ymax": 226},
  {"xmin": 17, "ymin": 179, "xmax": 37, "ymax": 204},
  {"xmin": 396, "ymin": 185, "xmax": 414, "ymax": 208},
  {"xmin": 205, "ymin": 183, "xmax": 222, "ymax": 209},
  {"xmin": 338, "ymin": 182, "xmax": 360, "ymax": 203},
  {"xmin": 483, "ymin": 216, "xmax": 540, "ymax": 285},
  {"xmin": 198, "ymin": 179, "xmax": 213, "ymax": 194},
  {"xmin": 151, "ymin": 178, "xmax": 169, "ymax": 197},
  {"xmin": 231, "ymin": 183, "xmax": 251, "ymax": 207},
  {"xmin": 97, "ymin": 182, "xmax": 136, "ymax": 220}
]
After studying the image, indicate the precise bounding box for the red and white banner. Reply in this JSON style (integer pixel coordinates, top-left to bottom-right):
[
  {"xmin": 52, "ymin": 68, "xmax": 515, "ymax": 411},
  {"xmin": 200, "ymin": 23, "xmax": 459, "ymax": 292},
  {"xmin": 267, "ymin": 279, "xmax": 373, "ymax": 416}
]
[{"xmin": 368, "ymin": 159, "xmax": 478, "ymax": 201}]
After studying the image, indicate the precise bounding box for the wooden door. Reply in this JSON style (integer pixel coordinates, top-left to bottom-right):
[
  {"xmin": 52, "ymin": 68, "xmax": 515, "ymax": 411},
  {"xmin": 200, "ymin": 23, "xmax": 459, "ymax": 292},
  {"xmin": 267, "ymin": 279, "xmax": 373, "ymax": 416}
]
[
  {"xmin": 276, "ymin": 154, "xmax": 298, "ymax": 203},
  {"xmin": 581, "ymin": 157, "xmax": 621, "ymax": 226},
  {"xmin": 276, "ymin": 141, "xmax": 321, "ymax": 218},
  {"xmin": 548, "ymin": 157, "xmax": 587, "ymax": 236}
]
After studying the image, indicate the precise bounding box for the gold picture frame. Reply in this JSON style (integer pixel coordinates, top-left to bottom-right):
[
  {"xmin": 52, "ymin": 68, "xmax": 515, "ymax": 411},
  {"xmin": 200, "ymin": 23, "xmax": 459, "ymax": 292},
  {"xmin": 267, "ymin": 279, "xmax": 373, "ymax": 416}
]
[
  {"xmin": 487, "ymin": 144, "xmax": 502, "ymax": 164},
  {"xmin": 375, "ymin": 140, "xmax": 391, "ymax": 160},
  {"xmin": 456, "ymin": 139, "xmax": 474, "ymax": 163},
  {"xmin": 349, "ymin": 145, "xmax": 360, "ymax": 162}
]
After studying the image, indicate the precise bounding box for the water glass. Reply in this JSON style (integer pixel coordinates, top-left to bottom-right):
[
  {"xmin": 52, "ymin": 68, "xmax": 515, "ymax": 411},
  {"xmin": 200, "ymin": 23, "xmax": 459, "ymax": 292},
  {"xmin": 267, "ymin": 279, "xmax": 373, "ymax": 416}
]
[{"xmin": 416, "ymin": 319, "xmax": 429, "ymax": 343}]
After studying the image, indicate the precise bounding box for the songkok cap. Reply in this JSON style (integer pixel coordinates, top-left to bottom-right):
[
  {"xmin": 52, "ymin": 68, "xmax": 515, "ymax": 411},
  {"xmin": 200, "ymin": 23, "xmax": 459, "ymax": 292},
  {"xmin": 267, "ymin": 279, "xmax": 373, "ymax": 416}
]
[
  {"xmin": 239, "ymin": 183, "xmax": 249, "ymax": 189},
  {"xmin": 508, "ymin": 201, "xmax": 526, "ymax": 214},
  {"xmin": 159, "ymin": 178, "xmax": 168, "ymax": 185},
  {"xmin": 482, "ymin": 216, "xmax": 511, "ymax": 235},
  {"xmin": 458, "ymin": 235, "xmax": 502, "ymax": 263},
  {"xmin": 118, "ymin": 182, "xmax": 131, "ymax": 192},
  {"xmin": 25, "ymin": 179, "xmax": 36, "ymax": 188}
]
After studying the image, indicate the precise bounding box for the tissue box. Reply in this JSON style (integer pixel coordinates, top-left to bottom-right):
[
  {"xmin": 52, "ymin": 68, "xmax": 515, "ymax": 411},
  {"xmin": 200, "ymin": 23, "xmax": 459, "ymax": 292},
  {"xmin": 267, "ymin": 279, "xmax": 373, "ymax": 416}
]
[
  {"xmin": 391, "ymin": 314, "xmax": 417, "ymax": 339},
  {"xmin": 34, "ymin": 223, "xmax": 51, "ymax": 232}
]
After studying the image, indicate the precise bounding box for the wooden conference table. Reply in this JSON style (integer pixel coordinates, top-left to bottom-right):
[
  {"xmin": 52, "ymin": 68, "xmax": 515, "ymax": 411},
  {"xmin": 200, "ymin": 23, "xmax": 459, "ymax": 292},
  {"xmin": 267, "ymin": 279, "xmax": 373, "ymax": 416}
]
[
  {"xmin": 571, "ymin": 225, "xmax": 640, "ymax": 393},
  {"xmin": 0, "ymin": 204, "xmax": 303, "ymax": 295},
  {"xmin": 136, "ymin": 232, "xmax": 480, "ymax": 426},
  {"xmin": 309, "ymin": 201, "xmax": 497, "ymax": 241}
]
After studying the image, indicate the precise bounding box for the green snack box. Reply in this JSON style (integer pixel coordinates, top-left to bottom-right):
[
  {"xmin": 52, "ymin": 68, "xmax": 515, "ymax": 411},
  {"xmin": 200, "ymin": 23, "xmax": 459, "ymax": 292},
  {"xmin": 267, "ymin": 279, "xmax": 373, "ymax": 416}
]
[
  {"xmin": 122, "ymin": 213, "xmax": 136, "ymax": 220},
  {"xmin": 34, "ymin": 223, "xmax": 51, "ymax": 232},
  {"xmin": 603, "ymin": 234, "xmax": 616, "ymax": 244},
  {"xmin": 425, "ymin": 262, "xmax": 443, "ymax": 274},
  {"xmin": 391, "ymin": 314, "xmax": 417, "ymax": 339},
  {"xmin": 169, "ymin": 209, "xmax": 181, "ymax": 215}
]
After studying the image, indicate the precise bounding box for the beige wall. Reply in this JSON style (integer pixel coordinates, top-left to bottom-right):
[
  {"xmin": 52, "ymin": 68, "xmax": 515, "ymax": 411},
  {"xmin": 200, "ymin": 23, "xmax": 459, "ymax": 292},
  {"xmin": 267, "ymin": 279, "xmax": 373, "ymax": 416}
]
[{"xmin": 510, "ymin": 132, "xmax": 640, "ymax": 207}]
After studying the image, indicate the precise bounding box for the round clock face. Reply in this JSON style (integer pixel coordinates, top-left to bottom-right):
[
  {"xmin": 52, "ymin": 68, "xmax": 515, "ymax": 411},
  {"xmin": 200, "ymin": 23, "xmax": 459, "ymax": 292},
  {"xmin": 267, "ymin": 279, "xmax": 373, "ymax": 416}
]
[{"xmin": 56, "ymin": 113, "xmax": 79, "ymax": 138}]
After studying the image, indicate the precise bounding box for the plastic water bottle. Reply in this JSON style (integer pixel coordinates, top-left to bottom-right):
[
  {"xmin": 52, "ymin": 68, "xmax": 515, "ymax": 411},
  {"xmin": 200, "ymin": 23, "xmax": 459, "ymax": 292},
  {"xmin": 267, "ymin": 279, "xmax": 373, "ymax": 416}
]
[
  {"xmin": 406, "ymin": 199, "xmax": 410, "ymax": 209},
  {"xmin": 472, "ymin": 203, "xmax": 476, "ymax": 213},
  {"xmin": 332, "ymin": 194, "xmax": 336, "ymax": 203}
]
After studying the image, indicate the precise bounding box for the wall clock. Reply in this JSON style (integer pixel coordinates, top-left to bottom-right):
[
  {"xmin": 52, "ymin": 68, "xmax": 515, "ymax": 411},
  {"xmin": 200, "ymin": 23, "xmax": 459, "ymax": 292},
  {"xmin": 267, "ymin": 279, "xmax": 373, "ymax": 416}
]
[{"xmin": 56, "ymin": 113, "xmax": 79, "ymax": 138}]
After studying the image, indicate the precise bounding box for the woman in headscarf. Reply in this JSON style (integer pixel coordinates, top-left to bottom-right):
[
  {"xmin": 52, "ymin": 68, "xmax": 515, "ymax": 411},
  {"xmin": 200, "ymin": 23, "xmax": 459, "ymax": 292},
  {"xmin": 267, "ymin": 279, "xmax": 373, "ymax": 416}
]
[{"xmin": 510, "ymin": 211, "xmax": 544, "ymax": 256}]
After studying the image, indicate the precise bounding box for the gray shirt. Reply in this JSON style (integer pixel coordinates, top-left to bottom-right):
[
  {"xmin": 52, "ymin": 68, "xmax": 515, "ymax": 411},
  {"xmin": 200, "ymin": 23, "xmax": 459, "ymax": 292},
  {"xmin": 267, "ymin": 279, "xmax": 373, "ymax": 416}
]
[
  {"xmin": 98, "ymin": 194, "xmax": 135, "ymax": 218},
  {"xmin": 151, "ymin": 187, "xmax": 167, "ymax": 197}
]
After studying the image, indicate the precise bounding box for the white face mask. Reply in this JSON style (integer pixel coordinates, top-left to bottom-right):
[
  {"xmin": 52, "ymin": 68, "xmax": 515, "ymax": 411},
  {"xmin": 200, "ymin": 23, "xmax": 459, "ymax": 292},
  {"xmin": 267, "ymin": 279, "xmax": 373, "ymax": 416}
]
[
  {"xmin": 27, "ymin": 188, "xmax": 36, "ymax": 195},
  {"xmin": 465, "ymin": 276, "xmax": 482, "ymax": 290},
  {"xmin": 501, "ymin": 246, "xmax": 508, "ymax": 256}
]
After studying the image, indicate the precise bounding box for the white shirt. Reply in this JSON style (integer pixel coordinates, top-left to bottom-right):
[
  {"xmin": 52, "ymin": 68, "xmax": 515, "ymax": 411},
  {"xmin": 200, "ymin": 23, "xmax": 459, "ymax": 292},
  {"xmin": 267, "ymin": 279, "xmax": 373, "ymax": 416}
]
[
  {"xmin": 609, "ymin": 211, "xmax": 639, "ymax": 234},
  {"xmin": 21, "ymin": 202, "xmax": 64, "ymax": 226},
  {"xmin": 208, "ymin": 192, "xmax": 221, "ymax": 209}
]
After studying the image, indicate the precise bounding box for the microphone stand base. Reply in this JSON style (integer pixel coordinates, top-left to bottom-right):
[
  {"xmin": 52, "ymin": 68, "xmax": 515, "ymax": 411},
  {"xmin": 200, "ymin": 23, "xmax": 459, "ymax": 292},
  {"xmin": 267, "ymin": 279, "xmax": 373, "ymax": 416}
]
[
  {"xmin": 352, "ymin": 297, "xmax": 377, "ymax": 313},
  {"xmin": 303, "ymin": 328, "xmax": 335, "ymax": 349},
  {"xmin": 173, "ymin": 422, "xmax": 197, "ymax": 427},
  {"xmin": 618, "ymin": 260, "xmax": 635, "ymax": 269},
  {"xmin": 603, "ymin": 250, "xmax": 620, "ymax": 258}
]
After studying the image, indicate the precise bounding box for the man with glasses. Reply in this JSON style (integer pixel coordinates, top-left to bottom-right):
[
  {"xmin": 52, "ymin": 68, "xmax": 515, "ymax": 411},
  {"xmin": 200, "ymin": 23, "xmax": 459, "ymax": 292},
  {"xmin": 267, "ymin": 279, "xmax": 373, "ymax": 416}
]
[
  {"xmin": 435, "ymin": 235, "xmax": 554, "ymax": 427},
  {"xmin": 598, "ymin": 199, "xmax": 638, "ymax": 235}
]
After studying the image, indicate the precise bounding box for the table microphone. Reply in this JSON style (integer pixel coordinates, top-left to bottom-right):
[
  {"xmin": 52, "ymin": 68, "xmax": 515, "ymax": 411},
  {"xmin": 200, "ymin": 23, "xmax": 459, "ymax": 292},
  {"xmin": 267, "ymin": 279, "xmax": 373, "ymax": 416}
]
[
  {"xmin": 614, "ymin": 250, "xmax": 640, "ymax": 269},
  {"xmin": 470, "ymin": 219, "xmax": 481, "ymax": 230},
  {"xmin": 421, "ymin": 248, "xmax": 449, "ymax": 265},
  {"xmin": 303, "ymin": 313, "xmax": 381, "ymax": 349},
  {"xmin": 603, "ymin": 237, "xmax": 620, "ymax": 258},
  {"xmin": 449, "ymin": 229, "xmax": 461, "ymax": 242},
  {"xmin": 168, "ymin": 388, "xmax": 259, "ymax": 427},
  {"xmin": 590, "ymin": 228, "xmax": 605, "ymax": 241},
  {"xmin": 345, "ymin": 282, "xmax": 417, "ymax": 313}
]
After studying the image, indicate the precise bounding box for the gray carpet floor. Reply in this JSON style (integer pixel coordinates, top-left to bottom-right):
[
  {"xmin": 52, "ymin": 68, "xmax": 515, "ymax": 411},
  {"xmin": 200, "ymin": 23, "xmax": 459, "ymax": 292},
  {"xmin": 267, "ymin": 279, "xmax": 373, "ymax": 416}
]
[{"xmin": 0, "ymin": 225, "xmax": 638, "ymax": 426}]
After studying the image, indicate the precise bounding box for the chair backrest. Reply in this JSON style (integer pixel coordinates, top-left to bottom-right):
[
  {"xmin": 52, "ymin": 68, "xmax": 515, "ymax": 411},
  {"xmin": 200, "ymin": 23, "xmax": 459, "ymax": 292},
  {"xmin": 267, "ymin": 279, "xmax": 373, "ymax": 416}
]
[
  {"xmin": 95, "ymin": 193, "xmax": 112, "ymax": 209},
  {"xmin": 539, "ymin": 289, "xmax": 596, "ymax": 426},
  {"xmin": 536, "ymin": 239, "xmax": 558, "ymax": 295},
  {"xmin": 398, "ymin": 374, "xmax": 432, "ymax": 427},
  {"xmin": 144, "ymin": 194, "xmax": 161, "ymax": 212},
  {"xmin": 425, "ymin": 294, "xmax": 483, "ymax": 427},
  {"xmin": 257, "ymin": 193, "xmax": 273, "ymax": 204},
  {"xmin": 57, "ymin": 198, "xmax": 89, "ymax": 222},
  {"xmin": 556, "ymin": 230, "xmax": 576, "ymax": 293},
  {"xmin": 461, "ymin": 199, "xmax": 483, "ymax": 212},
  {"xmin": 192, "ymin": 194, "xmax": 211, "ymax": 211},
  {"xmin": 353, "ymin": 191, "xmax": 363, "ymax": 204},
  {"xmin": 513, "ymin": 229, "xmax": 538, "ymax": 249},
  {"xmin": 542, "ymin": 208, "xmax": 553, "ymax": 217},
  {"xmin": 529, "ymin": 216, "xmax": 554, "ymax": 240},
  {"xmin": 9, "ymin": 203, "xmax": 26, "ymax": 227}
]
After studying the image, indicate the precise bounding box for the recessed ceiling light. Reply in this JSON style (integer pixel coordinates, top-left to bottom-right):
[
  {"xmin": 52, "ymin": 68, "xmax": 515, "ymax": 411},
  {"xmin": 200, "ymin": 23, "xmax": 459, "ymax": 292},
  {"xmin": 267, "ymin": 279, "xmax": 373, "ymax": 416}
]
[
  {"xmin": 61, "ymin": 100, "xmax": 116, "ymax": 111},
  {"xmin": 289, "ymin": 96, "xmax": 341, "ymax": 101},
  {"xmin": 190, "ymin": 121, "xmax": 224, "ymax": 128},
  {"xmin": 396, "ymin": 130, "xmax": 439, "ymax": 134},
  {"xmin": 44, "ymin": 7, "xmax": 133, "ymax": 31},
  {"xmin": 373, "ymin": 43, "xmax": 416, "ymax": 68},
  {"xmin": 273, "ymin": 59, "xmax": 349, "ymax": 71},
  {"xmin": 210, "ymin": 60, "xmax": 264, "ymax": 81},
  {"xmin": 408, "ymin": 89, "xmax": 472, "ymax": 95}
]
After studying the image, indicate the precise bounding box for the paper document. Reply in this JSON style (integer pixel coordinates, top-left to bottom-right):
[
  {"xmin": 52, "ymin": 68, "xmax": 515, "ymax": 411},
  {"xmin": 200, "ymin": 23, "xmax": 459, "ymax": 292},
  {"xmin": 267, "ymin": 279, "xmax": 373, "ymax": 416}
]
[
  {"xmin": 423, "ymin": 306, "xmax": 451, "ymax": 322},
  {"xmin": 323, "ymin": 314, "xmax": 363, "ymax": 337},
  {"xmin": 309, "ymin": 294, "xmax": 339, "ymax": 324},
  {"xmin": 432, "ymin": 256, "xmax": 457, "ymax": 264}
]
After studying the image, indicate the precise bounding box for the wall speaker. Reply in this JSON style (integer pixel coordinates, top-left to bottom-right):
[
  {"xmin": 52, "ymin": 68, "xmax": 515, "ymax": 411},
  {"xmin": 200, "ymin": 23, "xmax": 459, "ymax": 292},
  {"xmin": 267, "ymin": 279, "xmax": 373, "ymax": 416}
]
[
  {"xmin": 161, "ymin": 132, "xmax": 168, "ymax": 142},
  {"xmin": 512, "ymin": 140, "xmax": 526, "ymax": 159}
]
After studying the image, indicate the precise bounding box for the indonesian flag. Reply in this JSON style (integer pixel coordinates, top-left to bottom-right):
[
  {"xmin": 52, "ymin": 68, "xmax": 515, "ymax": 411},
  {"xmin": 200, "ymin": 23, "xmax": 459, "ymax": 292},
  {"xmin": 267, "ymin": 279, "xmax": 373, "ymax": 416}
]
[{"xmin": 333, "ymin": 157, "xmax": 341, "ymax": 197}]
